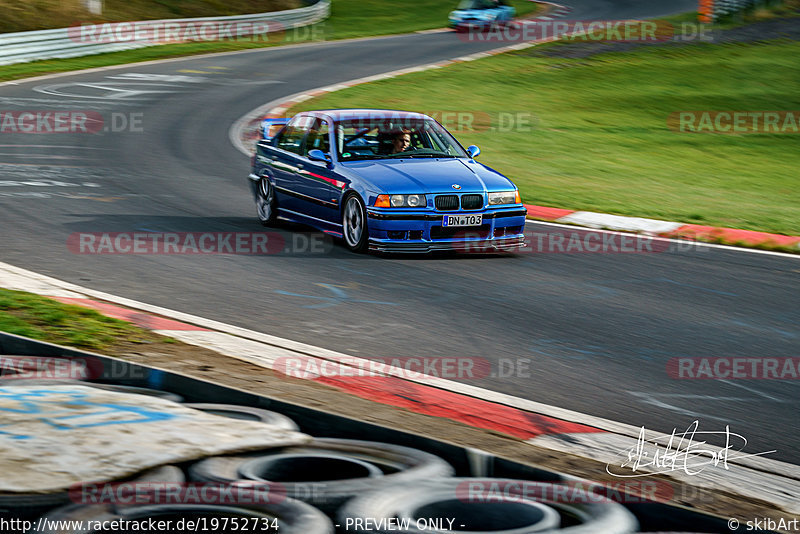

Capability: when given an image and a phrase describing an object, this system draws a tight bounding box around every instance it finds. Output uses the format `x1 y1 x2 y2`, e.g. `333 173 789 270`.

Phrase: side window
276 116 313 155
276 126 302 154
303 119 330 156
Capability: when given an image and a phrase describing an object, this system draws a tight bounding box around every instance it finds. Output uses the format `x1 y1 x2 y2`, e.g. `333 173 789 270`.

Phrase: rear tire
342 194 369 253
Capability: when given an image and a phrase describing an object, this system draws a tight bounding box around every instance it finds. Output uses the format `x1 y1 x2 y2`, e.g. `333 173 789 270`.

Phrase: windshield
335 116 468 161
457 0 498 10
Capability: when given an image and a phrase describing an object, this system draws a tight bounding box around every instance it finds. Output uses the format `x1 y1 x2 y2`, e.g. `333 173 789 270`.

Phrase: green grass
0 288 162 350
290 39 800 236
0 0 540 83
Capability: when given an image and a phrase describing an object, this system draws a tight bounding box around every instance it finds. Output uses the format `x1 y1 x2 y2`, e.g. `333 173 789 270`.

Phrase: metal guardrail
699 0 781 21
0 0 329 66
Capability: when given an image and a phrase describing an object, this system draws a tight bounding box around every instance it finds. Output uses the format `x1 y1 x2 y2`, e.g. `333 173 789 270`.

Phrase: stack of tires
0 368 647 533
21 399 642 533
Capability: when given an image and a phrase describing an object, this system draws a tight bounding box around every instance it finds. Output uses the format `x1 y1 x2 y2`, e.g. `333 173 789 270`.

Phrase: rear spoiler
261 117 290 141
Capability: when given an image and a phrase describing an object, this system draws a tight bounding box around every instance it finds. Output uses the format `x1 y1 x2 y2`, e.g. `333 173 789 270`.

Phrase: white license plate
442 214 482 227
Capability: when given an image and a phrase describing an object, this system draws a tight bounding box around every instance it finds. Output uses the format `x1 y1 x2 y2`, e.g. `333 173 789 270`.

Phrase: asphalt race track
1 0 799 465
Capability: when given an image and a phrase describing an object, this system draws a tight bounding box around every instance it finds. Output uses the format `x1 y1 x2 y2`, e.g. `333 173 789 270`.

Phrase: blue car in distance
449 0 516 31
248 109 527 253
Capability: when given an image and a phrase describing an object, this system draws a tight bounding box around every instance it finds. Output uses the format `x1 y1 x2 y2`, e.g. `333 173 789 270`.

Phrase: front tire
256 176 277 227
342 194 368 253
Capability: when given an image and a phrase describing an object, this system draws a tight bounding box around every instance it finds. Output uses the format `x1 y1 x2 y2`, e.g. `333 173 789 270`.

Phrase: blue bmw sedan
248 109 527 253
449 0 516 30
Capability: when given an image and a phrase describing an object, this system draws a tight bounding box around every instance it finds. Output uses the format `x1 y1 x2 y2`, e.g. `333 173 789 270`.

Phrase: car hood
341 158 516 194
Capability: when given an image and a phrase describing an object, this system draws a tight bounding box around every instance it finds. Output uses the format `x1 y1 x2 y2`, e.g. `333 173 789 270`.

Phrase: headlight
375 194 427 208
488 191 520 205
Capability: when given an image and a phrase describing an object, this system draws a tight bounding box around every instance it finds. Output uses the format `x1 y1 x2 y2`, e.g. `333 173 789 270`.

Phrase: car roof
299 109 433 122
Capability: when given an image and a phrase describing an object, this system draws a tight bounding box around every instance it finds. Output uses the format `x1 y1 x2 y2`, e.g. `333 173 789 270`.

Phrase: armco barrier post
699 0 715 22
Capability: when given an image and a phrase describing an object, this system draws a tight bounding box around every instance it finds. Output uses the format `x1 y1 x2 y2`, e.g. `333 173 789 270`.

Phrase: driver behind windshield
391 129 412 153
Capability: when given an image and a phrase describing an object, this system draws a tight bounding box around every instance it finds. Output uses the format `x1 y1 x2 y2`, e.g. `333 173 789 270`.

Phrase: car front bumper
369 235 526 253
365 206 527 253
450 18 496 29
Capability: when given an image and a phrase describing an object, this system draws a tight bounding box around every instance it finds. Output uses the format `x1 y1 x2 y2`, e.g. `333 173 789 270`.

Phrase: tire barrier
0 336 746 532
32 490 334 534
185 403 300 431
338 478 639 534
188 438 456 513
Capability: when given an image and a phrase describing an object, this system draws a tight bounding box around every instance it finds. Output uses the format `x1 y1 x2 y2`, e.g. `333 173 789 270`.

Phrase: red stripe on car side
304 170 345 190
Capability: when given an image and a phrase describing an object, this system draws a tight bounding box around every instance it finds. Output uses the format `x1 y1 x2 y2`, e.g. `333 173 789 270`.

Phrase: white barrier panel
0 384 310 492
0 0 329 66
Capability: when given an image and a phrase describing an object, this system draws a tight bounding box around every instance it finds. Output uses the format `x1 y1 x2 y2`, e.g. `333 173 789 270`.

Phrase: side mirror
308 149 332 164
467 145 481 159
